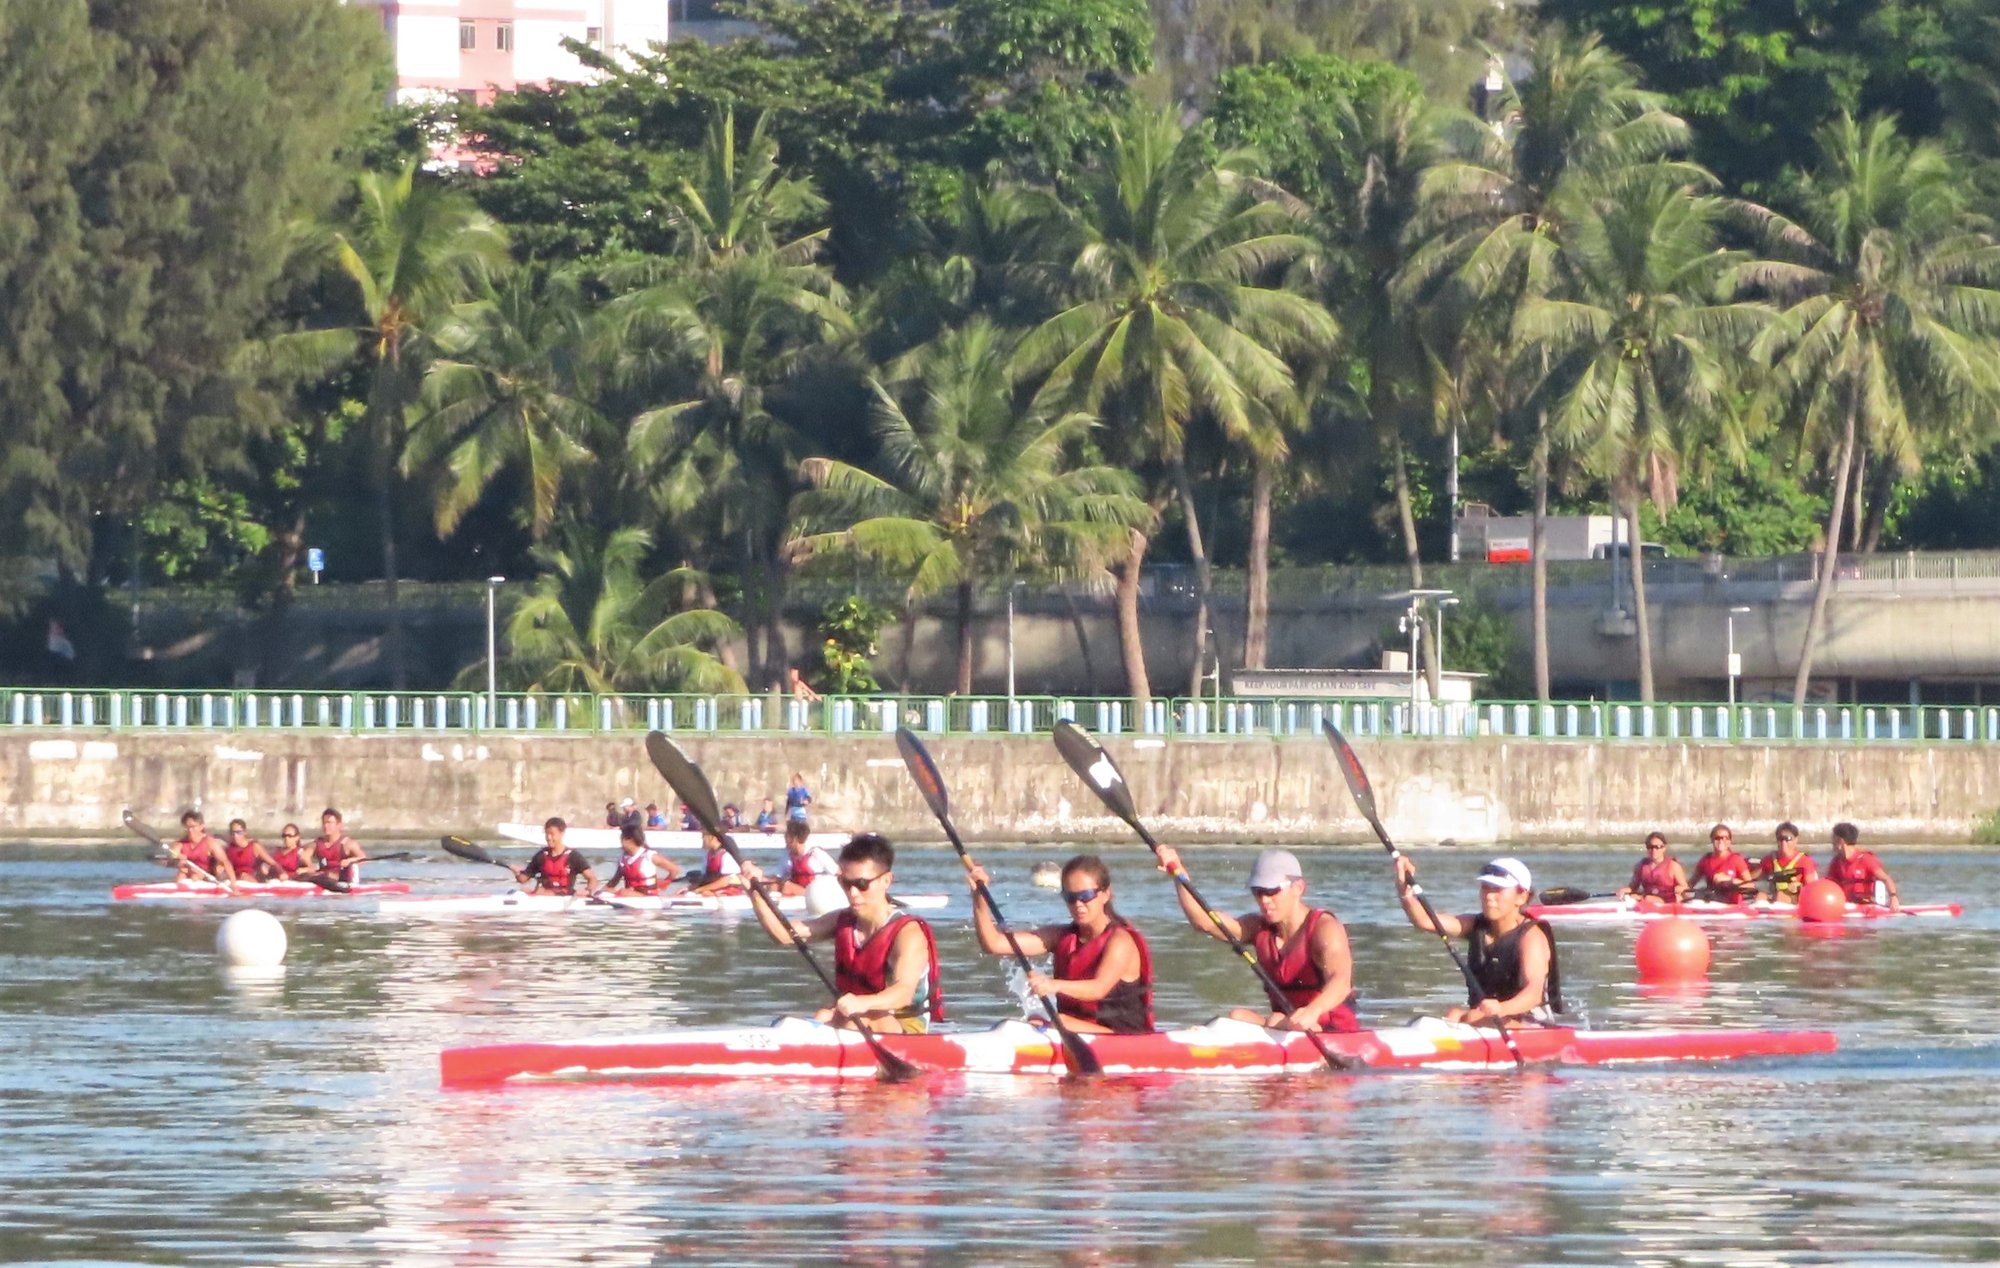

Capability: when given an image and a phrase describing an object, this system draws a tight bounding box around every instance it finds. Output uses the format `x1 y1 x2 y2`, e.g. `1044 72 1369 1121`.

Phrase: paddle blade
1052 720 1141 830
1320 720 1382 823
123 809 166 848
300 870 351 894
442 835 498 867
895 727 951 824
1537 886 1594 906
646 731 722 833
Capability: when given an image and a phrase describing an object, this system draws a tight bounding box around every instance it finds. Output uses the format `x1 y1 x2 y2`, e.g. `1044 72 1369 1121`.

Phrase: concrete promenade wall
6 731 1998 844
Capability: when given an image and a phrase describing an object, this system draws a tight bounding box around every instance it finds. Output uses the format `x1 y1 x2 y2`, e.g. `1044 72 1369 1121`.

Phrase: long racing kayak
496 823 800 853
112 879 412 901
379 890 952 916
1529 896 1963 924
440 1016 1837 1085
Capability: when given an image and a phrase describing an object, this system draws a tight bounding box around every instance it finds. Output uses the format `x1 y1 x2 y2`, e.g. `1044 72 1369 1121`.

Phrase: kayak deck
379 891 951 916
112 880 412 901
440 1016 1837 1086
496 823 797 853
1530 897 1963 923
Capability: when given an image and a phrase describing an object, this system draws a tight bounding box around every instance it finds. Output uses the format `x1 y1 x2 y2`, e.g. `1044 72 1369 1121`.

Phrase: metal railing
3 686 1997 745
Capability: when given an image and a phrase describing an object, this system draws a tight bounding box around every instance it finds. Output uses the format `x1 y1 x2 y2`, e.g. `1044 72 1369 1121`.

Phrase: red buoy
1796 878 1847 923
1635 916 1711 981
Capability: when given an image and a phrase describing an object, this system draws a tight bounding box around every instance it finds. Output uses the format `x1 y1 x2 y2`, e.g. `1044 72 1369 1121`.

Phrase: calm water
2 840 1996 1265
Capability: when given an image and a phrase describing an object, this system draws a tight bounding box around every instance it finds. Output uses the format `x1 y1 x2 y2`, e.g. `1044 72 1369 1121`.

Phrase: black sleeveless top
1467 916 1564 1013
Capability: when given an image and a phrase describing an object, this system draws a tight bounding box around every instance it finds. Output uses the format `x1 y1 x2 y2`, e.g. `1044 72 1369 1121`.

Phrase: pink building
353 1 671 106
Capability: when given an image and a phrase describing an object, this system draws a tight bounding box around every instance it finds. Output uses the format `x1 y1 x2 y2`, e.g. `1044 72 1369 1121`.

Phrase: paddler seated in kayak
269 823 308 878
1392 855 1562 1026
686 830 746 896
1757 822 1819 901
1616 832 1689 902
310 808 369 884
171 811 239 887
1825 821 1900 911
222 819 283 882
1153 846 1358 1033
740 834 945 1034
964 854 1153 1035
1692 823 1757 903
604 822 678 896
509 817 599 896
776 819 837 897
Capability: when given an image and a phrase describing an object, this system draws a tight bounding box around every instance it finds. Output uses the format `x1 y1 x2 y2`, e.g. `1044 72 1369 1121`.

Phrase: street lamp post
1727 605 1752 706
1390 588 1456 707
486 576 505 722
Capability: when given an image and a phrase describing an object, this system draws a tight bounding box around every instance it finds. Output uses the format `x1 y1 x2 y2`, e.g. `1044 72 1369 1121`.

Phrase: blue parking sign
307 547 325 574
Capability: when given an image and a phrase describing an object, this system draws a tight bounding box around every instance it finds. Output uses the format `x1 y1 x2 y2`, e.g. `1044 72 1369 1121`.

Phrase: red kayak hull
1529 898 1962 923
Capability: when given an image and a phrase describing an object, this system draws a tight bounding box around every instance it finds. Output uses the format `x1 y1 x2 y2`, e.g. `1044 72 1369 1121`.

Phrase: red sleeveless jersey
1052 922 1154 1033
178 836 215 869
1252 908 1357 1032
225 841 260 877
1630 857 1681 899
270 844 303 875
833 911 944 1021
1826 850 1888 903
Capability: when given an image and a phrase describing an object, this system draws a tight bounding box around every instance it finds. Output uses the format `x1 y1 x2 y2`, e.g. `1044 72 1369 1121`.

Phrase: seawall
5 732 1996 845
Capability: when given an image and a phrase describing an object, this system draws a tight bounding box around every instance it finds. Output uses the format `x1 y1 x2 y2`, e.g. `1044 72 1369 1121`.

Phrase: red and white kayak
440 1015 1837 1086
378 891 952 917
112 879 412 901
496 823 799 853
1529 896 1963 924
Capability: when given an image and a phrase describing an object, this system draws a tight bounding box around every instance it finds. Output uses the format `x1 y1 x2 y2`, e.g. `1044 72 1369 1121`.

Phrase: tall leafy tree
790 319 1150 692
1020 107 1335 702
1748 114 2000 706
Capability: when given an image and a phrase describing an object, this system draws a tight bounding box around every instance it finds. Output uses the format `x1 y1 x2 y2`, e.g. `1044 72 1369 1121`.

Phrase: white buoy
1030 861 1062 889
804 874 846 917
216 908 287 968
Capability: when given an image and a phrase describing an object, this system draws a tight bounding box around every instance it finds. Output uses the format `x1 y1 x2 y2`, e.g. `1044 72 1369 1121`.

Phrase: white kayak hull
379 890 951 916
496 823 814 853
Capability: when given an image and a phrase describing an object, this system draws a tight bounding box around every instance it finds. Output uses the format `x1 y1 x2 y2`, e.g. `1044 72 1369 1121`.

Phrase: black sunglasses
838 873 885 892
1249 884 1286 898
1061 887 1101 905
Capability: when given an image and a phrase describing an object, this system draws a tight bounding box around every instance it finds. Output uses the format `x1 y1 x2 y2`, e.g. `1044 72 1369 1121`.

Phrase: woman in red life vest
1153 845 1357 1033
172 810 237 886
1692 823 1756 903
268 824 307 877
310 808 369 884
604 823 678 896
740 834 943 1034
776 818 837 896
1757 821 1820 901
1825 821 1900 910
1393 855 1562 1026
222 819 282 882
1616 832 1690 901
964 854 1153 1034
509 817 599 896
687 830 746 896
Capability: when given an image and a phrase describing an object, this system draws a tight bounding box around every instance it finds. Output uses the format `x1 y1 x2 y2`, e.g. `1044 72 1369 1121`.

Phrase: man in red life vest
310 808 369 884
509 817 599 896
776 819 837 897
1825 821 1900 910
1692 823 1756 903
741 834 943 1034
172 811 238 888
965 854 1154 1034
1617 832 1690 901
268 823 307 878
222 819 282 883
603 823 677 896
1758 821 1820 901
687 830 746 896
1152 845 1357 1033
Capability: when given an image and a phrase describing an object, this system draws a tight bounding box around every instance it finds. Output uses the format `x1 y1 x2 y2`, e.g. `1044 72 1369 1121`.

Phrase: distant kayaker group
1614 822 1901 910
171 808 367 890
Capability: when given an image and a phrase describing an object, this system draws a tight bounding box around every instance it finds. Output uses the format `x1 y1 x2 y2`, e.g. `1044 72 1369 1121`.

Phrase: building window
459 20 475 49
586 26 603 47
496 22 513 51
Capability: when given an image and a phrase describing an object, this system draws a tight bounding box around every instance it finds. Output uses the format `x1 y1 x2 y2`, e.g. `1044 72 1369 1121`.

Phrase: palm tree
671 109 829 266
1519 177 1770 699
789 320 1151 693
498 521 744 695
1408 30 1695 699
406 269 608 540
1749 115 2000 707
1019 106 1336 703
330 162 509 685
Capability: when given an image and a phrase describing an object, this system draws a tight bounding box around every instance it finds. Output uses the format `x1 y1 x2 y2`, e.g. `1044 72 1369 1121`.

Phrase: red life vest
833 911 945 1021
535 848 579 894
1052 922 1154 1033
1630 857 1681 900
270 844 303 876
617 849 660 894
1252 908 1357 1032
177 836 215 870
225 841 261 878
1826 850 1888 903
315 836 349 870
788 848 831 888
1695 850 1754 902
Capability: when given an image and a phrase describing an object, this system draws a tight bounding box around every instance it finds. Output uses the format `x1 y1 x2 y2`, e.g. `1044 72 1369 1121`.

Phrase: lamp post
1727 605 1751 706
1005 580 1018 701
1391 588 1456 705
486 575 505 722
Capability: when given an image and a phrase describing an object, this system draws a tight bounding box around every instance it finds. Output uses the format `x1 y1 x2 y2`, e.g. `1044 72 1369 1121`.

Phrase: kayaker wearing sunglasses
963 854 1154 1035
1151 846 1357 1033
1393 855 1561 1026
1757 822 1818 901
1616 831 1689 901
1692 823 1757 903
741 834 944 1034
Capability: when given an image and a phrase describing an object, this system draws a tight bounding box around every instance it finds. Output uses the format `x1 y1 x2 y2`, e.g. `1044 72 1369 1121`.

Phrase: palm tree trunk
1172 460 1212 701
1245 456 1272 670
763 553 789 694
954 577 975 695
1848 448 1867 550
377 448 404 689
1793 396 1859 707
1530 429 1551 701
1625 491 1654 702
1390 434 1441 698
1114 527 1152 705
1063 588 1097 692
1858 458 1895 554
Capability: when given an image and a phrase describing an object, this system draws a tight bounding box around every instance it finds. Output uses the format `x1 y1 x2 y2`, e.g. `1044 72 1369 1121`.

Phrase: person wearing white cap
1153 845 1357 1032
1391 854 1561 1025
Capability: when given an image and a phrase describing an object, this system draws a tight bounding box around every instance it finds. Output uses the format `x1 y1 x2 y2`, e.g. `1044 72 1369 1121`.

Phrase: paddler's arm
836 920 927 1020
1391 856 1465 936
1152 845 1245 941
1874 862 1901 911
1668 861 1691 899
1270 916 1352 1032
738 861 825 944
212 850 242 893
965 864 1052 956
1032 926 1137 1003
576 865 600 897
1460 925 1549 1024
